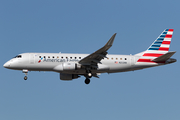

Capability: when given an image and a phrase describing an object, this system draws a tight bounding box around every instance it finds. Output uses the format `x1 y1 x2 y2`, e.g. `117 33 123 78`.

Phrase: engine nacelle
60 73 80 80
53 62 81 72
63 62 77 70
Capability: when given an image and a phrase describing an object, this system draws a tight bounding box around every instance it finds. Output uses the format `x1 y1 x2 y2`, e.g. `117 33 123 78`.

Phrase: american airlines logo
38 57 43 63
38 58 79 63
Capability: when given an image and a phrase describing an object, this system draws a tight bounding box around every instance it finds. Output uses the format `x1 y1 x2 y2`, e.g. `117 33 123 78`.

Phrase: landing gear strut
84 69 92 84
86 69 92 78
88 73 92 78
22 69 28 80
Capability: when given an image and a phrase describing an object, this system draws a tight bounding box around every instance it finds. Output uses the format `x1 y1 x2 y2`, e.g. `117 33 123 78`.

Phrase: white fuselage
4 52 162 74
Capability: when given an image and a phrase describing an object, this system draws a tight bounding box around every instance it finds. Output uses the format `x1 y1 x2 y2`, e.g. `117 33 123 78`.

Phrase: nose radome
3 61 10 68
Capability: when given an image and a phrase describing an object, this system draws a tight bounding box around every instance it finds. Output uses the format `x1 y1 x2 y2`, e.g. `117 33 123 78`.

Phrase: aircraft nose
3 61 10 68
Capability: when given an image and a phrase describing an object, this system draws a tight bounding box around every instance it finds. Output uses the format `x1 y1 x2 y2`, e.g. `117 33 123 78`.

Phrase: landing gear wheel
24 76 28 80
85 78 90 84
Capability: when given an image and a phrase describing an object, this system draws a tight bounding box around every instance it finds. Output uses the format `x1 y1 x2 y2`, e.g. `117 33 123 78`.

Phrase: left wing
79 33 116 67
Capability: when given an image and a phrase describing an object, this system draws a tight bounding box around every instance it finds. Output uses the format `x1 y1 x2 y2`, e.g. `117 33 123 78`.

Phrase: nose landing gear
22 69 28 80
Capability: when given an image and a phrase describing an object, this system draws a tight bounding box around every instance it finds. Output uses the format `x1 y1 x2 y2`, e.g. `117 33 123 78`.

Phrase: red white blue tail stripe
137 29 173 63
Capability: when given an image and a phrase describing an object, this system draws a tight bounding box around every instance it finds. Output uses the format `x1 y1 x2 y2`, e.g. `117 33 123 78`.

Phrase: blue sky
0 0 180 120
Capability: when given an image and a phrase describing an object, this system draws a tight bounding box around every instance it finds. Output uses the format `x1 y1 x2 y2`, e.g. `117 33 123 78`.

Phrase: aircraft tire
24 76 28 80
85 78 90 84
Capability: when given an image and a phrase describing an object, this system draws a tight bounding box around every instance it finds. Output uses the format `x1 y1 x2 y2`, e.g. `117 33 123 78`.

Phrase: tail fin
147 29 173 51
137 29 174 63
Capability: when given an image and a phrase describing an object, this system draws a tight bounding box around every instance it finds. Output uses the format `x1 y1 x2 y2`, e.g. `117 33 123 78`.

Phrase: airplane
3 29 176 84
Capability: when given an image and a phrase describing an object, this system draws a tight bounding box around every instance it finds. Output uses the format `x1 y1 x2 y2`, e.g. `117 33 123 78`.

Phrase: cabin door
29 53 35 64
130 55 134 66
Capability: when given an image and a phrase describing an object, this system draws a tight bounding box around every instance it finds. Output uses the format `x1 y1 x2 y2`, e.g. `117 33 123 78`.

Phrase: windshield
14 55 22 58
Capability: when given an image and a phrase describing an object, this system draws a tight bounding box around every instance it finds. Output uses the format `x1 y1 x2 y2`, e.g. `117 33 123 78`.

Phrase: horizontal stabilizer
152 51 176 62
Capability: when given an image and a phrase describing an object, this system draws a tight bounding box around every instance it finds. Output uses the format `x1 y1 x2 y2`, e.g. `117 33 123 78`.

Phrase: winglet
105 33 117 47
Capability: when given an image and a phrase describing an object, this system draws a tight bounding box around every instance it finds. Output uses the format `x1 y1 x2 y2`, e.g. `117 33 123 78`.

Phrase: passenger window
61 57 63 59
107 58 109 60
48 56 50 58
111 58 113 60
79 57 81 59
39 56 41 58
57 56 59 58
52 56 54 58
120 58 122 60
116 58 118 60
70 57 72 59
66 57 68 59
75 57 77 59
125 58 127 60
44 56 46 58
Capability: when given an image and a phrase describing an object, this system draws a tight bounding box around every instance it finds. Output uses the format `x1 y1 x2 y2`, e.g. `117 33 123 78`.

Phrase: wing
79 33 117 67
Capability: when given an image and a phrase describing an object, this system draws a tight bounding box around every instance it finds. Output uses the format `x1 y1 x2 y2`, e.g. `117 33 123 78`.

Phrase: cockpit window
14 55 22 58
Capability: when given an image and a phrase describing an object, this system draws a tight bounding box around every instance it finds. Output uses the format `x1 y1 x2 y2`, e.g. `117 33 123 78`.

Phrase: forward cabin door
130 55 134 66
29 53 35 64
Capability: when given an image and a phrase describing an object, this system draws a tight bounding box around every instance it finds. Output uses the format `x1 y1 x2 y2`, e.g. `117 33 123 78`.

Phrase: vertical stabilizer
136 29 174 63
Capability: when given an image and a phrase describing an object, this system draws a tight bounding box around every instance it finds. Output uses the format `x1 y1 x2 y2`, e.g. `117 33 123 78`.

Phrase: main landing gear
84 70 92 84
22 69 28 80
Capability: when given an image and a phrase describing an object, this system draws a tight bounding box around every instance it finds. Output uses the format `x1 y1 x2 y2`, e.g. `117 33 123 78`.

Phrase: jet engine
63 62 78 70
60 73 80 80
